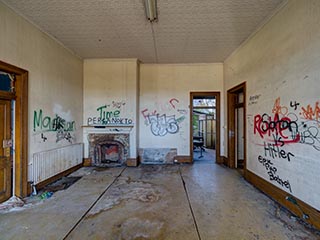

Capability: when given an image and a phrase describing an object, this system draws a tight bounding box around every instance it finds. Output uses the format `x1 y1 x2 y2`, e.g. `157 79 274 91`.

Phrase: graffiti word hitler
264 142 294 162
34 109 75 132
148 114 179 136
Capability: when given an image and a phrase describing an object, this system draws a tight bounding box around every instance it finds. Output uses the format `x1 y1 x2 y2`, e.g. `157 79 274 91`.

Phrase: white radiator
31 143 83 185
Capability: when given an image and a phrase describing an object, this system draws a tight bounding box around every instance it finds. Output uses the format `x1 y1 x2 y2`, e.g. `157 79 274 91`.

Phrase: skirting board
174 155 192 163
83 157 92 167
27 163 83 195
245 170 320 229
220 156 228 165
126 158 139 167
175 155 224 164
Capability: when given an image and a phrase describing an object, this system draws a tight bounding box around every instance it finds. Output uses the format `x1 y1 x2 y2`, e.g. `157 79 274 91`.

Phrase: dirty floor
0 162 319 240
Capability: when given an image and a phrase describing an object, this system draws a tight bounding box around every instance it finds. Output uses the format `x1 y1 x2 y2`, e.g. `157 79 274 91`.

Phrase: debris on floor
0 175 82 213
1 165 319 239
39 191 53 200
0 196 24 211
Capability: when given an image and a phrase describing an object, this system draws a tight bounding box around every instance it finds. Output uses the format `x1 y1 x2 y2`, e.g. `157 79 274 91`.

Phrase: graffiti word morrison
34 109 75 132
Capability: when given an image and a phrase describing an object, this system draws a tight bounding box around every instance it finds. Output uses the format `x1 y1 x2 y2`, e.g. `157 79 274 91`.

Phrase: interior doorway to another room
190 92 220 164
227 83 246 175
0 61 28 203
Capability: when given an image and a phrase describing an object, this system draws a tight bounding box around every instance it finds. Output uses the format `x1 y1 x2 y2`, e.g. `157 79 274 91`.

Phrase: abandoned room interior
0 0 320 239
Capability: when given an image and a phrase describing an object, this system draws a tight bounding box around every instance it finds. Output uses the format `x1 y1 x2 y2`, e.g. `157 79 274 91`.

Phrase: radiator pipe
31 182 37 196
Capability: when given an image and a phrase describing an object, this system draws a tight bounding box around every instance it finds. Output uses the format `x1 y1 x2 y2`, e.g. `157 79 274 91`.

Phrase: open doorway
190 92 220 164
227 83 246 175
0 61 28 203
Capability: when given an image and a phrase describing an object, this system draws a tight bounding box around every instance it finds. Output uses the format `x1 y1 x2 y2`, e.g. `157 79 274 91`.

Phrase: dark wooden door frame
190 92 221 163
0 99 12 202
227 82 246 175
0 60 28 198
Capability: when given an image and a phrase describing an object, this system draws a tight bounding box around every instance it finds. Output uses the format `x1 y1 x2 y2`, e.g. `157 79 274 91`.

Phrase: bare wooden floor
0 163 319 240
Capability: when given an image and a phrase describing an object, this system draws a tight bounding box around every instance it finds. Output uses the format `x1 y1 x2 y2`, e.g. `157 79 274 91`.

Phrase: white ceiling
2 0 285 63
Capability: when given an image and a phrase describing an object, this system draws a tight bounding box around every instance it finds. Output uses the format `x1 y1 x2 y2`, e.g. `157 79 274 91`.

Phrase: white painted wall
0 2 83 180
139 63 224 156
83 59 139 158
224 0 320 210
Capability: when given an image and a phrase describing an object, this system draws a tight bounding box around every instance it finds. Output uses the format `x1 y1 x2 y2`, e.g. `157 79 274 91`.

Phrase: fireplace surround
88 133 129 167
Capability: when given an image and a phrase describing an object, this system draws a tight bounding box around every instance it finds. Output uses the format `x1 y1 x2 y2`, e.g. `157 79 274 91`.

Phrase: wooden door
227 92 236 168
0 99 12 202
227 82 246 174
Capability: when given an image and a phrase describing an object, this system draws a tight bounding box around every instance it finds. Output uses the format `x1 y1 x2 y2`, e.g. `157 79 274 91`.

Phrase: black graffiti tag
258 155 292 192
147 114 179 136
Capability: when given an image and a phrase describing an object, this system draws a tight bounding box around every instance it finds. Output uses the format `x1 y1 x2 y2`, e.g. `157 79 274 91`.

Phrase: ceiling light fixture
144 0 157 22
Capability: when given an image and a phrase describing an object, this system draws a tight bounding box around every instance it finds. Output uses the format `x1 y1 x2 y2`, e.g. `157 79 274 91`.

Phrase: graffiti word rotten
254 113 300 143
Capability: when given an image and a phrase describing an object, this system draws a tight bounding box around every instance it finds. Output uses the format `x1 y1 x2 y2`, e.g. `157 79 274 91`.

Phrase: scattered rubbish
286 195 297 205
0 196 25 211
285 195 310 220
275 207 281 218
39 191 53 200
290 216 297 221
0 174 81 213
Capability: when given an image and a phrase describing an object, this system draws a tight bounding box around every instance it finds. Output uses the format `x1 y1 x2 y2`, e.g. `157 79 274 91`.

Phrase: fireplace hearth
88 133 129 167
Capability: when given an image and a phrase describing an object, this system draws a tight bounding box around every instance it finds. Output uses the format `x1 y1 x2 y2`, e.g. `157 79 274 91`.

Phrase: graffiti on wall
249 94 261 105
87 101 133 126
253 97 320 192
33 109 76 143
301 101 320 124
147 114 179 136
112 100 126 109
257 153 292 192
141 98 187 137
254 97 320 151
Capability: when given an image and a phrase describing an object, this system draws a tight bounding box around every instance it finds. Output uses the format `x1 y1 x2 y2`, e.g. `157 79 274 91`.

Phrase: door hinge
2 139 13 148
